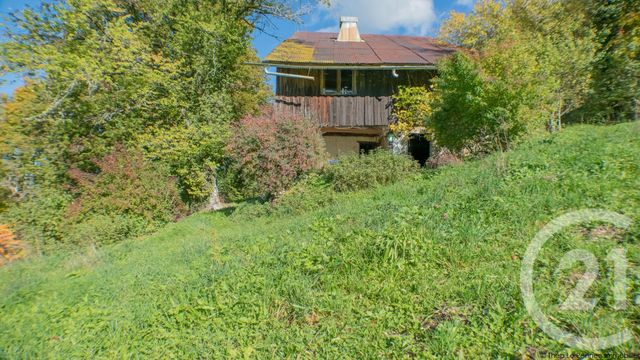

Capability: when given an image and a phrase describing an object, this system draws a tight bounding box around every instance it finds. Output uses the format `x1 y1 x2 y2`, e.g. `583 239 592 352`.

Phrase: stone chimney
337 16 362 42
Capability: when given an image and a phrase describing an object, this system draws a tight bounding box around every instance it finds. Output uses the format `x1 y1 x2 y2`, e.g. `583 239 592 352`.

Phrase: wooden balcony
273 96 394 128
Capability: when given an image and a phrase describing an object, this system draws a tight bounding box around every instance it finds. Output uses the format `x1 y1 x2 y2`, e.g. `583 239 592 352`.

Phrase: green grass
1 123 639 358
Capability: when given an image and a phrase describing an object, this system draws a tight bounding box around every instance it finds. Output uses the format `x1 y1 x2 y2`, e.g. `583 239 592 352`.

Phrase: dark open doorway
408 134 430 167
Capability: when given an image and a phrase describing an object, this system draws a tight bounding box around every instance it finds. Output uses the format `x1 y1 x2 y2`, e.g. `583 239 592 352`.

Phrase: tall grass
0 123 638 358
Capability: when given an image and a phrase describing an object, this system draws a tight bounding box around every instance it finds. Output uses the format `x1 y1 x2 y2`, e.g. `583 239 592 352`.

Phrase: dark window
359 141 379 154
324 70 338 93
341 70 354 94
323 70 356 95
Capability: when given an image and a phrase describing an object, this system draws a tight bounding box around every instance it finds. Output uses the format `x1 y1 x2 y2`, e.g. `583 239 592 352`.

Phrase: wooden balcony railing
273 96 394 128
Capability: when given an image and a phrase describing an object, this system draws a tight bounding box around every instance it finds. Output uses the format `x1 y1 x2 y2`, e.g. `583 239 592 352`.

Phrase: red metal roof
264 32 457 66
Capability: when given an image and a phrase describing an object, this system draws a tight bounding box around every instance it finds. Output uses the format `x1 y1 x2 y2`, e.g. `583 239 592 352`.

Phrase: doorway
408 134 430 166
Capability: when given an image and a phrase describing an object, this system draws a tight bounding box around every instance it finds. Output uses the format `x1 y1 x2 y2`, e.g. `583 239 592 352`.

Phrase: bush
391 86 435 135
0 224 24 266
64 214 147 246
226 108 326 199
427 148 462 169
230 174 336 220
66 146 186 245
1 187 71 254
323 150 419 192
272 173 335 215
0 187 10 213
0 163 11 214
230 200 272 220
136 123 227 203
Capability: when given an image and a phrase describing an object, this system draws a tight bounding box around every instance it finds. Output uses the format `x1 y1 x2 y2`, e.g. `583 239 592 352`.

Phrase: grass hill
1 122 639 358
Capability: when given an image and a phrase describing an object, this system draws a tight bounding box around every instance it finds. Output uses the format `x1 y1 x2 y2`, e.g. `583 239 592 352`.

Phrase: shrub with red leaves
68 145 186 226
226 108 326 199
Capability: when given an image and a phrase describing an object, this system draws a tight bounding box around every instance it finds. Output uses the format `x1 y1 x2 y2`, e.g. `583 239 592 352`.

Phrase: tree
0 0 280 204
0 0 318 250
0 82 61 199
578 0 640 122
439 0 597 132
431 53 525 153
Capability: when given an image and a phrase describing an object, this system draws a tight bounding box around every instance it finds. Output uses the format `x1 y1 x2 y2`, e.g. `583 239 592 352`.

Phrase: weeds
0 123 638 358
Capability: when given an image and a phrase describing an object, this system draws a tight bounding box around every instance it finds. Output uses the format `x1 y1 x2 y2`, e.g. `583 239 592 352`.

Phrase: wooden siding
276 68 436 97
274 68 435 128
274 96 393 127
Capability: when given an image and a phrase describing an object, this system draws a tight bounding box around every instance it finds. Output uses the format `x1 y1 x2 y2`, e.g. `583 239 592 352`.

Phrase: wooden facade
274 68 435 128
274 95 393 127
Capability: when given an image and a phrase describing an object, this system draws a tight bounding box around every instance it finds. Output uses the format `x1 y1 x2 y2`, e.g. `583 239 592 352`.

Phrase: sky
0 0 475 96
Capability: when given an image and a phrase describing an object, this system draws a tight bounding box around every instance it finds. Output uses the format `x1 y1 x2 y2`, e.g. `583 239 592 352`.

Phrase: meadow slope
1 122 639 358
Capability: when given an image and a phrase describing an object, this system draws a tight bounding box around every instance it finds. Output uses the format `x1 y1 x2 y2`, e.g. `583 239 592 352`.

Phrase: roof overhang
247 61 437 71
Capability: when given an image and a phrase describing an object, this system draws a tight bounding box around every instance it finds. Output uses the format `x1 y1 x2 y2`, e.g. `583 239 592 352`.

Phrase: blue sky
0 0 474 96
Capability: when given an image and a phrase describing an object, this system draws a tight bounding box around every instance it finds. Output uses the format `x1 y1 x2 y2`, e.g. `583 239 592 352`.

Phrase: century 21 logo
520 210 634 351
556 247 628 312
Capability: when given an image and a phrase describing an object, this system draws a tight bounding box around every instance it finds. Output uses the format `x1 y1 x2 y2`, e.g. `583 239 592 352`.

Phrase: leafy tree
0 167 10 213
431 53 525 152
0 0 319 251
578 0 640 122
439 0 597 132
0 0 277 203
0 82 63 198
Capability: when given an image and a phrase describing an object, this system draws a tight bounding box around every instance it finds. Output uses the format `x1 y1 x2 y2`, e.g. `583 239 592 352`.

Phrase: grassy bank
1 122 639 358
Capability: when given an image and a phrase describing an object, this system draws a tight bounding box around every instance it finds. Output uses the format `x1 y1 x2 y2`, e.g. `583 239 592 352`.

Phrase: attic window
322 70 356 95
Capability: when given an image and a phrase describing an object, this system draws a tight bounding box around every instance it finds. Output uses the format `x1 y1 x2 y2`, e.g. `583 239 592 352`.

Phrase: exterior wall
276 68 436 96
273 96 393 127
323 134 383 158
274 68 436 128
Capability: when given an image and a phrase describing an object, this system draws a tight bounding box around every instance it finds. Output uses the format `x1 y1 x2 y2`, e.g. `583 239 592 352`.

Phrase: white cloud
316 0 437 36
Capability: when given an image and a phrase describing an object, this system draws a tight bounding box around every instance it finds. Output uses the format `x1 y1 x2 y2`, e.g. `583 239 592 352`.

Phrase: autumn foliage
0 224 24 266
226 108 326 199
68 146 186 225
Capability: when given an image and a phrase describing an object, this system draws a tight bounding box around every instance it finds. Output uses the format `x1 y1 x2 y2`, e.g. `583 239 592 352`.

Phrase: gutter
246 61 437 71
264 68 315 81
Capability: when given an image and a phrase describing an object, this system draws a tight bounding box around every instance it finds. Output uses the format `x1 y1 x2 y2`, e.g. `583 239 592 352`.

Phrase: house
259 17 456 164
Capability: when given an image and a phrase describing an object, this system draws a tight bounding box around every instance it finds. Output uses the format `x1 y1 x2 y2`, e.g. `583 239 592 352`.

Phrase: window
322 70 356 95
341 70 354 94
324 70 338 94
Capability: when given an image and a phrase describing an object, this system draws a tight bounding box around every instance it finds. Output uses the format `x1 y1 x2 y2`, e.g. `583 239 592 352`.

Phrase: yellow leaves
439 11 467 45
391 86 435 136
439 0 598 126
439 0 505 48
0 81 47 155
